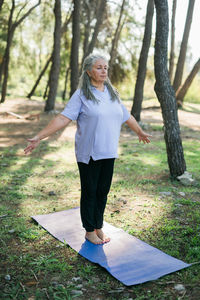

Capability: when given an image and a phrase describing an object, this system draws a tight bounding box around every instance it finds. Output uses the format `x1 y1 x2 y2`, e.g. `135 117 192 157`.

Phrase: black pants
77 158 115 232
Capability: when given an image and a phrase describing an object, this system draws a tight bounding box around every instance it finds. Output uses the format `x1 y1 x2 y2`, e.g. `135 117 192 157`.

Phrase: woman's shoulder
71 88 81 96
70 89 84 101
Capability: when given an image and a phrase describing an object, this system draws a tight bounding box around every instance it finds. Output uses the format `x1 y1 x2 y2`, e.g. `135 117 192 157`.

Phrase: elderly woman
24 54 151 245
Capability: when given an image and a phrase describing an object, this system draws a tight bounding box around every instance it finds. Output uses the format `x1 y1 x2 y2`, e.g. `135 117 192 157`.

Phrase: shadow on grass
0 120 77 215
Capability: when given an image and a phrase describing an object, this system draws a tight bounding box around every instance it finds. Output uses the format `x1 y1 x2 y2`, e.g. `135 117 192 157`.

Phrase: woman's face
87 59 108 85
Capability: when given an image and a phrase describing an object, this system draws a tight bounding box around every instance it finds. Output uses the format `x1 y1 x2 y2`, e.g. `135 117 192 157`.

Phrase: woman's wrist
136 127 143 136
35 135 41 141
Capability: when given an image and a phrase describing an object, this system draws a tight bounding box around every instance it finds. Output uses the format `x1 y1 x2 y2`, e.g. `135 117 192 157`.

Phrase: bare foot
95 229 110 243
85 231 104 245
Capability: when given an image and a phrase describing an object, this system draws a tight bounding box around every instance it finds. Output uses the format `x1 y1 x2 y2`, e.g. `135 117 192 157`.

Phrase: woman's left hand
125 116 152 144
138 131 152 144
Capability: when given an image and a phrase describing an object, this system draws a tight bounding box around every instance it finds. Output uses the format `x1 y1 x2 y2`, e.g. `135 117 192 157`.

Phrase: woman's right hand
24 136 40 155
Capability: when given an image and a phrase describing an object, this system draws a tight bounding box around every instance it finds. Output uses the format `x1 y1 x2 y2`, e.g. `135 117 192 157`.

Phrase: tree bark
154 0 186 178
62 67 70 100
169 0 177 82
44 0 61 112
0 58 5 86
131 0 154 122
176 57 200 106
82 1 92 58
0 0 41 103
108 0 126 78
43 77 50 100
173 0 195 92
70 0 80 96
1 29 14 103
27 55 52 99
0 0 15 102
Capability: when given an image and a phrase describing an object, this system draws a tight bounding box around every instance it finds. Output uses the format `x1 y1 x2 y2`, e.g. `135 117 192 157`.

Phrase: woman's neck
91 81 105 91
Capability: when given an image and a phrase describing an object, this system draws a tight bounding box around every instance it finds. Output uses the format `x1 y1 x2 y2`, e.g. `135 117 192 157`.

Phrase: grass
0 121 200 299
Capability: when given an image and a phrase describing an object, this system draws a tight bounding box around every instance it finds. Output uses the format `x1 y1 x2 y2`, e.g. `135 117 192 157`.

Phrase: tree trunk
82 1 91 58
43 77 50 100
108 0 126 78
27 55 52 99
0 30 14 103
70 0 80 96
169 0 177 82
0 0 15 103
131 0 154 122
62 67 70 100
45 0 61 112
173 0 195 92
176 57 200 106
0 0 41 103
0 59 5 85
154 0 186 178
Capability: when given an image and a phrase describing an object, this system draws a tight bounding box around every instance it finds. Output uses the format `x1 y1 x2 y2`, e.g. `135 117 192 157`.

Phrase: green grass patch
0 125 200 299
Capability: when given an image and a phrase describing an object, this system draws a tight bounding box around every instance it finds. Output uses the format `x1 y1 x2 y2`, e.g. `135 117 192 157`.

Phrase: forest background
0 0 200 107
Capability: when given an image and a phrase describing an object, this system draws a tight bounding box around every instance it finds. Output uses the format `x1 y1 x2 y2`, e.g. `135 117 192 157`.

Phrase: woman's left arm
126 115 151 144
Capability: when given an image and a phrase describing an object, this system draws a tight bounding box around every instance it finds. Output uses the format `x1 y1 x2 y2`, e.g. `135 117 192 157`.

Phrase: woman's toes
85 231 104 245
95 229 110 243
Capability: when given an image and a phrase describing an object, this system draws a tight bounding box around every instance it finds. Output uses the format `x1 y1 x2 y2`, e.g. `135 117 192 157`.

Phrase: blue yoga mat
32 207 191 286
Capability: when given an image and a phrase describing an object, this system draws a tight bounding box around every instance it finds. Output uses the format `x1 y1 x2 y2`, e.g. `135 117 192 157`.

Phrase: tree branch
13 0 41 29
61 9 72 35
14 1 28 23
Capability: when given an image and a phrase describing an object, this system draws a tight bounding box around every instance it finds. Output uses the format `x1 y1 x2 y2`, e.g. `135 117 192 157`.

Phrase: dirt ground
0 97 200 150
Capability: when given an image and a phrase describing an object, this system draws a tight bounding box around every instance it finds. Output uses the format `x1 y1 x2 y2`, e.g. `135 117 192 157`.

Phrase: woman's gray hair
78 54 120 103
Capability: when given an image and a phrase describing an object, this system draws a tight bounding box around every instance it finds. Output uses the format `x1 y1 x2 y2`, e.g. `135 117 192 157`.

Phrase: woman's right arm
24 114 71 155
